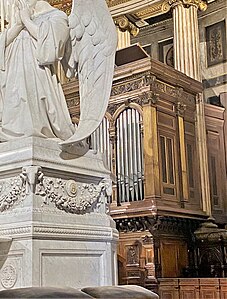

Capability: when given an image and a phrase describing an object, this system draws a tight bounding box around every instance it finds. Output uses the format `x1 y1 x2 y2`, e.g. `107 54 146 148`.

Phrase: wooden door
161 239 188 277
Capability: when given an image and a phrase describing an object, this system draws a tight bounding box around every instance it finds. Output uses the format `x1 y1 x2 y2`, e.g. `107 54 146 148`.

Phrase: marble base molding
0 137 118 290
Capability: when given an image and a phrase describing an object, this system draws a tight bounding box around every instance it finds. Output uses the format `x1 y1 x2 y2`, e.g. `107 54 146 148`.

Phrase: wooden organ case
62 51 227 295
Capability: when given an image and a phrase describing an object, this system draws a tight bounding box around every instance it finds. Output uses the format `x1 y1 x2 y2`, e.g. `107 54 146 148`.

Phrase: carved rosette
0 265 17 289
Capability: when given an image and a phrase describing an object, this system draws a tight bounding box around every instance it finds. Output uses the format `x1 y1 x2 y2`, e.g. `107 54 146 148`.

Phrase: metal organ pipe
132 109 139 200
116 108 144 204
136 110 143 200
91 110 144 205
91 117 111 169
122 112 129 202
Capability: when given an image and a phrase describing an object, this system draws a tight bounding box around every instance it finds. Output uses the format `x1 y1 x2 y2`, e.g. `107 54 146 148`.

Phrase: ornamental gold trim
48 0 207 19
168 0 207 10
133 1 169 19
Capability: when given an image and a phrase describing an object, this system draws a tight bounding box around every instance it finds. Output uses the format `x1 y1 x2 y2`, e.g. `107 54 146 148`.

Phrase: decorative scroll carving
111 76 147 97
168 0 207 10
114 15 139 37
110 72 194 103
115 216 157 233
115 216 200 235
140 91 159 106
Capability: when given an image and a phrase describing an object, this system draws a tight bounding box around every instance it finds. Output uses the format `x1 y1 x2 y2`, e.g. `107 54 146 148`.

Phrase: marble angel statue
0 0 117 146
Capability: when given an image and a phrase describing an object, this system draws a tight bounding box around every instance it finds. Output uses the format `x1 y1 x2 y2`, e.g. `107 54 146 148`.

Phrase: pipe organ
116 108 144 204
90 117 112 170
64 54 227 289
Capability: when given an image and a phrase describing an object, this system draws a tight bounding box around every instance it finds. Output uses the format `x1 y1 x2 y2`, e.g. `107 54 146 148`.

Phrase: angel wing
61 0 117 146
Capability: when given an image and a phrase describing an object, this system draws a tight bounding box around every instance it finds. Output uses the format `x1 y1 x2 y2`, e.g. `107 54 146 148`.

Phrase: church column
171 0 207 80
115 16 139 49
170 0 212 215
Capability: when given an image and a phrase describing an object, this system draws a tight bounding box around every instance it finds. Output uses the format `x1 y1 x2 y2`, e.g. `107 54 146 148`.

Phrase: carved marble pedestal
0 137 118 290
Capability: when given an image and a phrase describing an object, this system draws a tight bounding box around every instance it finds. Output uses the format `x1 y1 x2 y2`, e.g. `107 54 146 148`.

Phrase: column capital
141 91 159 107
168 0 207 11
114 15 139 37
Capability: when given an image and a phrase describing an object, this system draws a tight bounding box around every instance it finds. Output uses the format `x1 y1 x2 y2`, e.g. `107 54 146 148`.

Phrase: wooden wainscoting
158 278 227 299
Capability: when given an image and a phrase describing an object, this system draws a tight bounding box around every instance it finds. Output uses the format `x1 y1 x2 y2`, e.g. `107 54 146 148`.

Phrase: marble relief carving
0 265 17 289
37 175 112 214
206 20 226 67
0 166 112 214
0 174 27 212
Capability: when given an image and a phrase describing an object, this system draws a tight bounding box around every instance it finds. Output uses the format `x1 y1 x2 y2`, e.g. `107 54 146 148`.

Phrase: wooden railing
158 278 227 299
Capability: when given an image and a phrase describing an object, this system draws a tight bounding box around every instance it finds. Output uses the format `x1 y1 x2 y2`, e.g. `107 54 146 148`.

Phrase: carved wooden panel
184 121 201 207
159 279 227 299
179 279 200 299
117 231 156 288
205 104 227 223
200 279 221 299
159 279 179 299
126 245 140 266
206 21 227 67
158 110 178 203
220 279 227 299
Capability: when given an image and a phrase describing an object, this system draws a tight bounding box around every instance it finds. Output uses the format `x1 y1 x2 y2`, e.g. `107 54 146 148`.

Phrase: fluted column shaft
116 28 131 49
173 3 201 80
171 0 212 215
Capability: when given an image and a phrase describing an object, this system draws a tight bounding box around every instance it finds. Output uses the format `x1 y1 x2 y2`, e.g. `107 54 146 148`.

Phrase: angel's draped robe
0 9 75 141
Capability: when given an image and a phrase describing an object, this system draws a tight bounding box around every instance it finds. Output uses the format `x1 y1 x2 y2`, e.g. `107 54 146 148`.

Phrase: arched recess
90 113 113 170
114 104 144 204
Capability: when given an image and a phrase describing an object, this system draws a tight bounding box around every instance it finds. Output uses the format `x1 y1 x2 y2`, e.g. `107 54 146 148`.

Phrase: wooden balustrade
158 278 227 299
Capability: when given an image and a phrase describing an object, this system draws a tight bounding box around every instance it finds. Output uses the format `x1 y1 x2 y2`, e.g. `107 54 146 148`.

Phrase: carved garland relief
0 166 112 214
